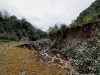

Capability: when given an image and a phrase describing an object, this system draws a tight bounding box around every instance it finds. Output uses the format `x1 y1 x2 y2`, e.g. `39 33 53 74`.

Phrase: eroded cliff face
56 21 100 49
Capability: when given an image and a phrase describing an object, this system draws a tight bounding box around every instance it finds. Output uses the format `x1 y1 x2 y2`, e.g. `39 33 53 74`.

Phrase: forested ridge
0 12 47 41
48 0 100 40
70 0 100 28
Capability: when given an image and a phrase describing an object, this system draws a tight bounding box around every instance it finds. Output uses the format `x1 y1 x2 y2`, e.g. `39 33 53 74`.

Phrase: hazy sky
0 0 95 31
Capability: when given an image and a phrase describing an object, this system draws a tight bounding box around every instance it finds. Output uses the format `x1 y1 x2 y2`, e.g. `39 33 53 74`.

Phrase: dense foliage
0 12 47 41
32 38 50 50
48 24 68 41
49 28 100 74
48 0 100 74
48 0 100 43
70 0 100 28
61 28 100 74
48 0 100 41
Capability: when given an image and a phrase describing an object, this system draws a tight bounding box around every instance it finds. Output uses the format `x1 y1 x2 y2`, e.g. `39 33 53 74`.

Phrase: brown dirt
55 21 100 49
0 44 72 75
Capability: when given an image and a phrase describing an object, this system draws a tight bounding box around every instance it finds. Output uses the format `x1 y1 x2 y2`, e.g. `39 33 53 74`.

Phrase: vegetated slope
48 21 100 74
70 0 100 27
58 22 100 49
48 21 100 50
0 44 70 75
48 0 100 49
0 12 47 41
48 0 100 74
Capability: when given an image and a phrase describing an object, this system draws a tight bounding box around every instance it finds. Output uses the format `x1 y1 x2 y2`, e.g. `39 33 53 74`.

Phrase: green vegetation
48 24 68 41
0 12 47 41
48 0 100 74
70 0 100 28
0 40 10 45
49 28 100 74
32 38 50 50
0 0 100 74
62 28 100 74
48 0 100 46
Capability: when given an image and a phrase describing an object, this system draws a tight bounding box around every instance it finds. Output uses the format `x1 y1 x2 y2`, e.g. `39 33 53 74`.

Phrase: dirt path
17 43 77 75
0 43 70 75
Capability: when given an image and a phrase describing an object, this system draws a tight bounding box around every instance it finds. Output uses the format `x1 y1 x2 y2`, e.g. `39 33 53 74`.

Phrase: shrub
32 39 50 50
60 28 100 74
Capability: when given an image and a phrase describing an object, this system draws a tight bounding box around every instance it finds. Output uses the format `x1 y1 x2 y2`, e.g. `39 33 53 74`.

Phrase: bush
0 33 19 41
60 28 100 74
32 39 50 50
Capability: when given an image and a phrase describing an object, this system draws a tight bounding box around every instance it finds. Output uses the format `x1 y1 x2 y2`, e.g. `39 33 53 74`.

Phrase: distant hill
0 9 10 17
70 0 100 27
0 11 47 41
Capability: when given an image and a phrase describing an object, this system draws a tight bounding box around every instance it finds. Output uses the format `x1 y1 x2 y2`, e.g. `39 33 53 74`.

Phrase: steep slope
70 0 100 27
49 21 100 49
49 0 100 49
48 0 100 74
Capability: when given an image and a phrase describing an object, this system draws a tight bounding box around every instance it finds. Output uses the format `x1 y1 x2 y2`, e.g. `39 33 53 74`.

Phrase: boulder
59 60 64 65
56 54 61 58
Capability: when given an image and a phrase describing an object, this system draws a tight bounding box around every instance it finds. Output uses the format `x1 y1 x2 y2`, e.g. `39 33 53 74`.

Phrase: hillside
48 0 100 51
49 21 100 49
70 0 100 27
0 0 100 75
0 12 47 41
48 0 100 74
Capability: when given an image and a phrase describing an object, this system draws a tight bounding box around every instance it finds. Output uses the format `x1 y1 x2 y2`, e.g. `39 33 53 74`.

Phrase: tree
0 13 46 41
0 12 3 20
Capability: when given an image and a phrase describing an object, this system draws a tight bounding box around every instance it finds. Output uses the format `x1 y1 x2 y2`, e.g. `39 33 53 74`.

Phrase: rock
56 54 61 58
21 71 27 75
38 48 42 51
42 56 52 62
59 60 64 65
32 72 35 74
50 54 54 57
46 50 52 54
54 59 60 64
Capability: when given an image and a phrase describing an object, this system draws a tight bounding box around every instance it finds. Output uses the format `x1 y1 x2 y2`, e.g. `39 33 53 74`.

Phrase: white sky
0 0 95 31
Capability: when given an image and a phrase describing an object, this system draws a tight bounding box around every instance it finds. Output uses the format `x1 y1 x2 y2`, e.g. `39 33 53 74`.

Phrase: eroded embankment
54 21 100 49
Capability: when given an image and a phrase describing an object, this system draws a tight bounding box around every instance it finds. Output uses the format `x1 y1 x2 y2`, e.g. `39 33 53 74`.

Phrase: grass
0 40 10 45
0 44 71 75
